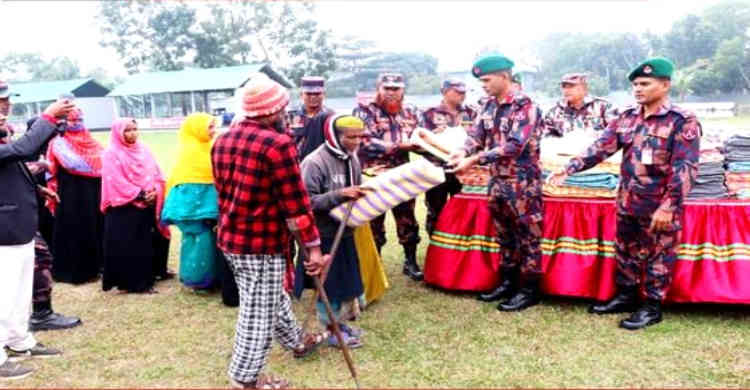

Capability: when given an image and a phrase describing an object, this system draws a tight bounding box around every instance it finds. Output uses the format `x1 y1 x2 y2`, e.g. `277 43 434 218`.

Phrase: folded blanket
726 172 750 184
330 159 446 227
542 184 616 198
694 175 725 185
728 161 750 173
542 156 620 176
699 149 724 163
687 191 729 199
697 162 725 176
725 152 750 162
725 134 750 148
563 173 619 190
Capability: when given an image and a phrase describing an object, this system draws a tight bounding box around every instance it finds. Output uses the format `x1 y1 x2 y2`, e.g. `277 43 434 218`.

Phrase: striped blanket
330 158 446 227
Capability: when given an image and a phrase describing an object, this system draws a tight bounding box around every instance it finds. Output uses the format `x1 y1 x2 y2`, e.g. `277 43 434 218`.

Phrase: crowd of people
0 52 701 388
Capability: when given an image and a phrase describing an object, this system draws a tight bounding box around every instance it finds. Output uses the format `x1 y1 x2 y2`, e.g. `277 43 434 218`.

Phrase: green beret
472 53 514 78
628 57 675 81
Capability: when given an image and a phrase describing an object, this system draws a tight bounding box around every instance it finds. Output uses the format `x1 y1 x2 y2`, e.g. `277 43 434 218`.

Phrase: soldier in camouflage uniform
549 57 701 330
449 54 545 312
286 76 335 160
420 78 477 236
543 73 619 137
353 72 424 281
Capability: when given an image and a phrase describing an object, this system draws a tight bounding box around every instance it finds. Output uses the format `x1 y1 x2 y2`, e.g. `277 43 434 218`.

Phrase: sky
0 0 716 79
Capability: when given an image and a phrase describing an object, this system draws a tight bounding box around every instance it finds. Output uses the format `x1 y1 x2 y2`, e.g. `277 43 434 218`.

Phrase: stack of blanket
541 134 620 198
688 148 728 199
724 134 750 199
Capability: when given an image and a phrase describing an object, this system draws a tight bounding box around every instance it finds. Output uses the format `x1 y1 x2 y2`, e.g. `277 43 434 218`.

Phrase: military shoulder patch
682 125 699 141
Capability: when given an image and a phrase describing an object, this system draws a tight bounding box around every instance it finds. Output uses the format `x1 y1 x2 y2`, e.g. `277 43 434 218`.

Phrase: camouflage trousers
371 199 420 251
615 214 679 301
424 174 462 237
488 178 543 279
33 231 54 311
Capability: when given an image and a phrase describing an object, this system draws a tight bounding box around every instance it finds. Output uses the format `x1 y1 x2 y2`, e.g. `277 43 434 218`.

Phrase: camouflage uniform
463 92 544 279
286 104 335 159
543 96 619 137
565 102 701 300
353 101 422 249
26 159 56 312
32 232 54 312
421 102 477 235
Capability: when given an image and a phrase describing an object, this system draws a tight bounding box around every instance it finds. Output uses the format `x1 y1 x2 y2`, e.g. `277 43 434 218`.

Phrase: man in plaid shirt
212 73 328 389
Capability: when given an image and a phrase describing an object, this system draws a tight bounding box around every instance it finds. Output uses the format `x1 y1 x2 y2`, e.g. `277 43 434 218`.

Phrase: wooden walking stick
290 207 360 389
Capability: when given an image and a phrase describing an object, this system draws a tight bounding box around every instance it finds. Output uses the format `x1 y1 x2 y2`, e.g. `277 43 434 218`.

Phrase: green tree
662 14 719 68
703 0 750 43
99 0 195 74
535 32 648 95
709 37 750 93
0 52 82 82
97 1 338 80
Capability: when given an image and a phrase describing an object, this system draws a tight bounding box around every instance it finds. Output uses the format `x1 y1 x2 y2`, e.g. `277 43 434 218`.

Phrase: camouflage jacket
543 96 618 137
462 92 543 182
421 102 478 132
565 102 701 224
353 101 421 168
286 104 335 157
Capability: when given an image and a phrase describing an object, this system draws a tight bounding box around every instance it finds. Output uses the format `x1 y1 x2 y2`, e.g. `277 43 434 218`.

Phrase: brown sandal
255 374 290 389
292 330 329 359
230 374 290 389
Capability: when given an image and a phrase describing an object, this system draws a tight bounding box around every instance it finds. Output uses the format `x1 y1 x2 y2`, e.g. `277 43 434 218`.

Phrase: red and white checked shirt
211 119 320 255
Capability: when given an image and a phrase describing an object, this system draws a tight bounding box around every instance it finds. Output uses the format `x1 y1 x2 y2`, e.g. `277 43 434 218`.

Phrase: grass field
11 123 750 388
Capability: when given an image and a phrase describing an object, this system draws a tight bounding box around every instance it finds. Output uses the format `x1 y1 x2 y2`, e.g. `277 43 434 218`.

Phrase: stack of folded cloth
688 147 728 199
724 134 750 198
724 134 750 163
541 135 621 198
726 172 750 198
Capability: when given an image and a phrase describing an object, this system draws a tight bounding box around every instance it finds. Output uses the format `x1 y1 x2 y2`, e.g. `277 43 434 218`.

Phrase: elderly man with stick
212 73 330 389
295 114 369 349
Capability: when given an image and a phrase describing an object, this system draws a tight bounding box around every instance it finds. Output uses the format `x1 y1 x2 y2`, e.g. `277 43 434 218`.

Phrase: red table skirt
424 192 750 304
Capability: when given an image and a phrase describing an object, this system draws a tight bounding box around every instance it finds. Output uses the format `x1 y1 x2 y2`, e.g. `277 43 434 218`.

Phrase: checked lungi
224 252 303 383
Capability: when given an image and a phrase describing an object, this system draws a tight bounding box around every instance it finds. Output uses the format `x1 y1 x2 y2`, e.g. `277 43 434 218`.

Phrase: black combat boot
588 285 639 314
497 278 541 311
477 267 519 302
619 299 662 330
29 300 82 332
402 244 423 281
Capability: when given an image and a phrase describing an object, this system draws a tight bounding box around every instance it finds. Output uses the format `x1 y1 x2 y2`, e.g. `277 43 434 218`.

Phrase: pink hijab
101 118 169 238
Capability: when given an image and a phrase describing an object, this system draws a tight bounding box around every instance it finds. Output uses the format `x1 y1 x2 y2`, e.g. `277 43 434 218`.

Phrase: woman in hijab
162 113 237 303
46 108 105 284
100 118 169 294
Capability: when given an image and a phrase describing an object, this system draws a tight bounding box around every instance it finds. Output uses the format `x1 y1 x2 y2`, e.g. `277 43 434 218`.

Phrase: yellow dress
353 223 389 304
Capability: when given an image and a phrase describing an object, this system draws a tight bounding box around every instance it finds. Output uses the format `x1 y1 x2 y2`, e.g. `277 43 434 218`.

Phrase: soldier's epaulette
621 104 639 115
511 93 533 108
352 103 374 119
403 103 420 115
590 96 610 104
668 104 697 120
422 106 438 115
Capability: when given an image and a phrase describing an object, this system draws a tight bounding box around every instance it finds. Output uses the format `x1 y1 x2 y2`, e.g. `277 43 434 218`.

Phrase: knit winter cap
238 73 290 118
